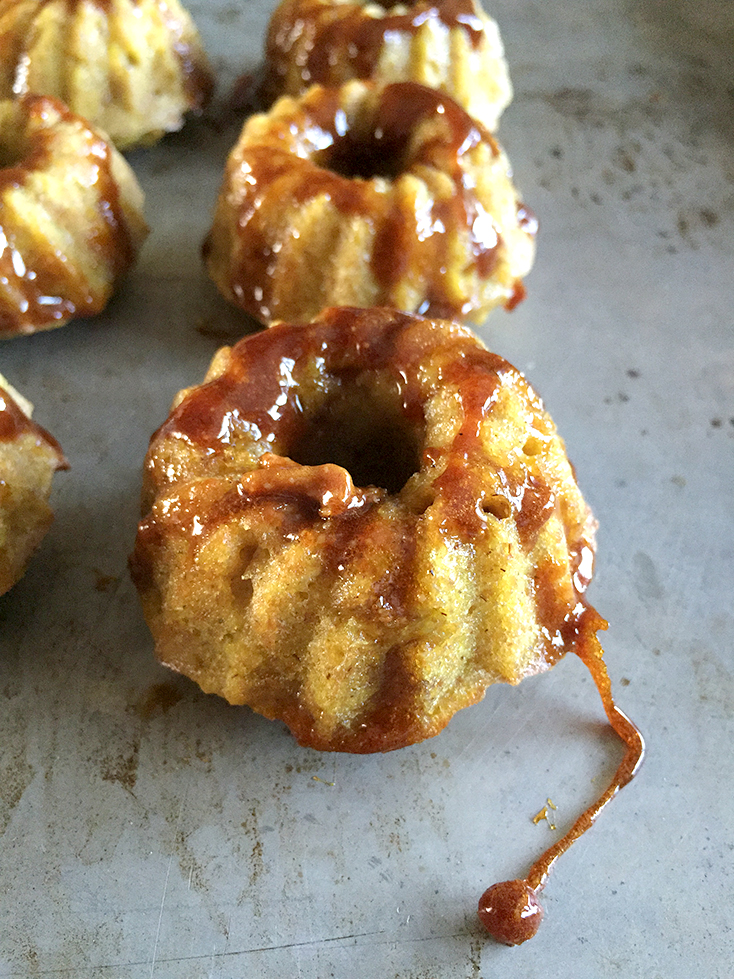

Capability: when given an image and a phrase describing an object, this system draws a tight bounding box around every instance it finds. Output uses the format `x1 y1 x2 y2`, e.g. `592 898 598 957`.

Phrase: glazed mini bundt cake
263 0 513 132
131 306 597 753
0 94 148 337
204 80 536 326
0 0 214 150
0 372 66 595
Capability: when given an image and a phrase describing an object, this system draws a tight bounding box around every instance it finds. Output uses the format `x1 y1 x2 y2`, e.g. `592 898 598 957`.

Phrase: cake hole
481 495 513 520
523 436 545 457
316 127 407 181
290 386 423 495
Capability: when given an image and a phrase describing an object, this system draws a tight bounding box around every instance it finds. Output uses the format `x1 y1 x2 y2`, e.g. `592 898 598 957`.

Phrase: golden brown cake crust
0 94 148 337
131 307 596 753
0 375 65 595
263 0 513 131
0 0 214 149
203 80 536 326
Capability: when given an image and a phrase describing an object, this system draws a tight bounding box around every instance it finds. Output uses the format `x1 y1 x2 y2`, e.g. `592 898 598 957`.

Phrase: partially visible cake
0 94 148 337
0 0 214 149
204 80 536 326
0 373 66 595
263 0 512 132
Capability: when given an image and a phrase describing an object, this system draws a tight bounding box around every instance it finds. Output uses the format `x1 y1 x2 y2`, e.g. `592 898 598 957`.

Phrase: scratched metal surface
1 0 733 976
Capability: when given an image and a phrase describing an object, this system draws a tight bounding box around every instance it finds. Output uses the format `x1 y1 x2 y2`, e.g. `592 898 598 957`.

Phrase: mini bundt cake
263 0 512 132
203 80 536 326
131 306 597 753
0 0 214 150
0 372 66 595
0 94 148 337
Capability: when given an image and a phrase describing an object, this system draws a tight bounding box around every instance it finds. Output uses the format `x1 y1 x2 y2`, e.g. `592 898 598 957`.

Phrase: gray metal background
1 0 732 975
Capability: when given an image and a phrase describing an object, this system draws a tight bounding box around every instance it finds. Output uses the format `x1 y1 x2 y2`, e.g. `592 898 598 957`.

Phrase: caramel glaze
0 95 135 335
203 82 507 324
0 383 66 466
478 608 645 945
264 0 485 99
143 308 595 710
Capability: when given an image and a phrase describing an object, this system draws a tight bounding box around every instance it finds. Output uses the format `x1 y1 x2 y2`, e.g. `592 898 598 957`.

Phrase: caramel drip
430 354 503 537
428 348 591 661
478 610 645 945
255 495 421 754
92 138 136 280
503 280 526 312
363 83 500 311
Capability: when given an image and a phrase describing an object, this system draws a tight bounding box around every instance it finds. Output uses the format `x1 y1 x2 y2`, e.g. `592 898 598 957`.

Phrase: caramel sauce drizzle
478 610 645 945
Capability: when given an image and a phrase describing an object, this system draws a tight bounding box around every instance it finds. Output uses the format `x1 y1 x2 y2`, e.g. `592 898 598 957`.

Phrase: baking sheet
1 0 733 975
